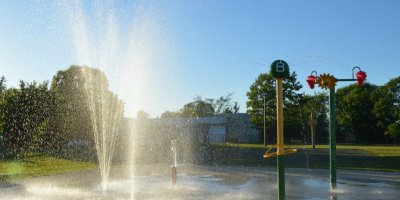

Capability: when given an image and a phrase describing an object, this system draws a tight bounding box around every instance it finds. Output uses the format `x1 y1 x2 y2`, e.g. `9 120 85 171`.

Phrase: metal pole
311 112 315 149
329 87 337 190
264 95 267 147
276 78 285 200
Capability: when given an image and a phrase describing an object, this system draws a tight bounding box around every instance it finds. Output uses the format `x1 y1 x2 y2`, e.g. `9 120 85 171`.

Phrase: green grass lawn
1 144 398 181
221 143 400 156
0 154 96 180
206 143 400 171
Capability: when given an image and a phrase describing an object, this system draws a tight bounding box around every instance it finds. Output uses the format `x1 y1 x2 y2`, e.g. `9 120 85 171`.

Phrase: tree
137 110 150 119
207 93 240 114
47 65 124 158
3 81 52 153
0 76 6 142
178 94 240 118
246 71 303 142
46 66 93 153
161 94 240 118
135 110 150 136
180 96 215 117
300 92 329 143
373 77 400 143
336 83 381 143
160 111 181 119
0 76 5 92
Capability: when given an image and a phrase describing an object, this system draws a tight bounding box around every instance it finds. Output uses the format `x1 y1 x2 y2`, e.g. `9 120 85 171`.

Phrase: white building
131 113 259 144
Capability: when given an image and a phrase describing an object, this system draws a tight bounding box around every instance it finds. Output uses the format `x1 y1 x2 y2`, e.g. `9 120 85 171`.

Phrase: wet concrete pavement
0 165 399 200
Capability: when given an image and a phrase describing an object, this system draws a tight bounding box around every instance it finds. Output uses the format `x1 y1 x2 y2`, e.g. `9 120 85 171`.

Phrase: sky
0 0 399 118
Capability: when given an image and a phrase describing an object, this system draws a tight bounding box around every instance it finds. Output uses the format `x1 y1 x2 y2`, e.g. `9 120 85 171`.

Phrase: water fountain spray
171 139 177 185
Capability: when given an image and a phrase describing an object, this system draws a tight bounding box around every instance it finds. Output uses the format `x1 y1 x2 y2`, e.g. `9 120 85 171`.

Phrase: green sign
270 60 290 79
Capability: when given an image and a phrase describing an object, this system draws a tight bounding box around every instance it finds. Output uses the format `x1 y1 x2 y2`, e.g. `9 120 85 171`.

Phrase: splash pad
1 2 399 200
1 165 399 200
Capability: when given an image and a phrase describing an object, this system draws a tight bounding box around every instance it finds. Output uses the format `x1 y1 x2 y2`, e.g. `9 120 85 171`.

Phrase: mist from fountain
60 0 164 191
81 66 124 191
1 1 399 200
171 139 177 168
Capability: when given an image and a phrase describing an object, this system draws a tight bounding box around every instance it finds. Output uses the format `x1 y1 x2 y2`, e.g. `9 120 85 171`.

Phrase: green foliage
137 110 150 119
373 77 400 142
336 83 381 143
161 94 240 118
136 110 150 128
207 93 240 114
160 111 181 118
47 65 124 159
46 66 94 154
0 76 5 92
385 122 400 141
0 76 6 140
180 96 215 117
246 71 303 142
300 93 329 143
3 81 53 153
0 67 124 158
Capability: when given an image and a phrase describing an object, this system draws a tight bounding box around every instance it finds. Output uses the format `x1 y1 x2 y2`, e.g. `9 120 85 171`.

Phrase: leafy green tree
160 111 181 118
162 94 240 118
373 77 400 143
136 110 150 132
207 93 240 114
180 96 215 117
3 81 52 153
336 83 381 143
46 66 93 153
47 65 124 158
300 93 329 143
0 76 5 92
137 110 150 119
246 71 303 143
0 76 6 141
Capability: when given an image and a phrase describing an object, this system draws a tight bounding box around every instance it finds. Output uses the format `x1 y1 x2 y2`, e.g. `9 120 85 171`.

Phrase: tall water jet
60 0 168 191
61 0 125 189
81 67 124 191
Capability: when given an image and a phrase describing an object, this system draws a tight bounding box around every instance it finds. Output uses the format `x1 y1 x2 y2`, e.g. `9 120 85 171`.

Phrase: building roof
127 113 253 127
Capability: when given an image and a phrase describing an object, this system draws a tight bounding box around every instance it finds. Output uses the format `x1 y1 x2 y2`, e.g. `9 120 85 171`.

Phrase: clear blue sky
1 0 399 117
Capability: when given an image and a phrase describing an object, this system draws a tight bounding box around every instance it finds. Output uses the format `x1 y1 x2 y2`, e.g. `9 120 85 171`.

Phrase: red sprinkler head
356 71 367 86
307 75 317 89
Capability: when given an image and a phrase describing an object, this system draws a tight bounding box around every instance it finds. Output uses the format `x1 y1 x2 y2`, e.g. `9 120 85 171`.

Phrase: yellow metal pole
276 78 284 155
269 59 290 200
276 78 285 200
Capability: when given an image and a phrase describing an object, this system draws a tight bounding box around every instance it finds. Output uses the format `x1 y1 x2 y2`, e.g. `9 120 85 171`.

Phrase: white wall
209 125 226 142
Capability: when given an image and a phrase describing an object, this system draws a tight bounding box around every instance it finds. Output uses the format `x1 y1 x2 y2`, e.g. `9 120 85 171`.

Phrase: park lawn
287 144 400 156
209 143 400 171
221 143 400 156
0 154 96 180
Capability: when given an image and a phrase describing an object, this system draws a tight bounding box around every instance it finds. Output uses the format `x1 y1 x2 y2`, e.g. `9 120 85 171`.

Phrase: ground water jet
171 139 177 185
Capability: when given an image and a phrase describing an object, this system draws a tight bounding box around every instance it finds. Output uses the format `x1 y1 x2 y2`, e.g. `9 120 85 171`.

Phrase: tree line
1 65 398 156
246 71 400 144
0 66 124 159
158 93 240 119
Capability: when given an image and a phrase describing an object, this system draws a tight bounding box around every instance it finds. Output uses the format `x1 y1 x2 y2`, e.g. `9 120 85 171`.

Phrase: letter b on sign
270 60 290 79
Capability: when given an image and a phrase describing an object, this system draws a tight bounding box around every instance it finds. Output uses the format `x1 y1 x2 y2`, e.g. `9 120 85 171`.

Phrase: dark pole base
171 166 177 186
278 155 285 200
